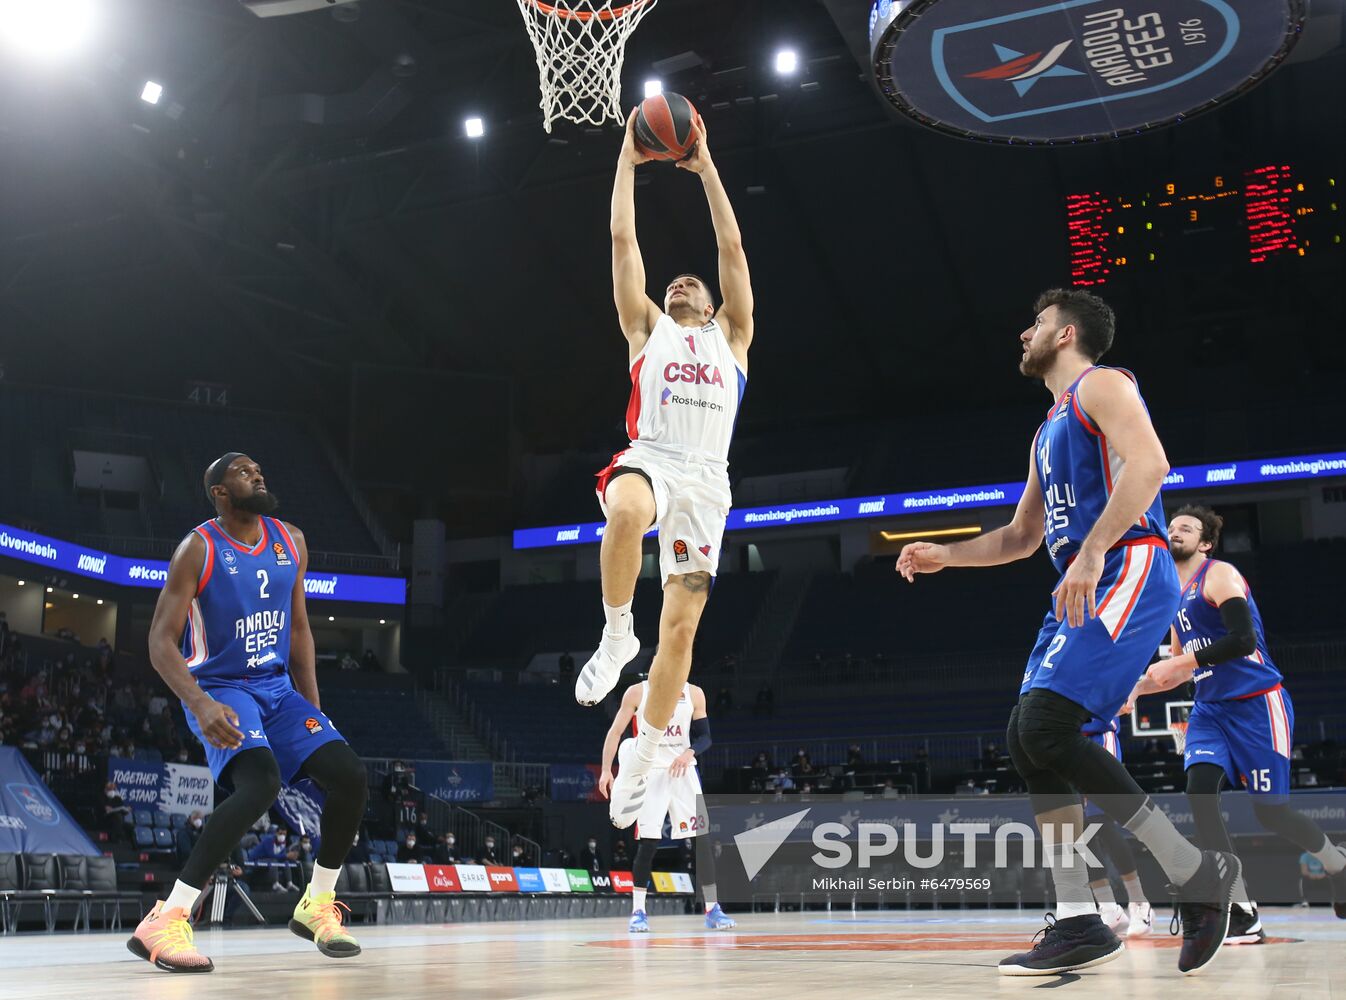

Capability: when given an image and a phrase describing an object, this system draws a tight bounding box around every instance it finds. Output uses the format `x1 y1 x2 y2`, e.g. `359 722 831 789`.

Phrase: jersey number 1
257 569 270 599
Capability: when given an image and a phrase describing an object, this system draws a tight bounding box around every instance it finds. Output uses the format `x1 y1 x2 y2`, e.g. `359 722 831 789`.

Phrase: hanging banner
413 761 494 803
108 755 215 818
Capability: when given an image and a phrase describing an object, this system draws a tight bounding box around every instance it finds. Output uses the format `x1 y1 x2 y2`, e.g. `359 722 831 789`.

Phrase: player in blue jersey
128 453 368 972
1080 716 1153 938
1124 505 1346 938
898 289 1240 976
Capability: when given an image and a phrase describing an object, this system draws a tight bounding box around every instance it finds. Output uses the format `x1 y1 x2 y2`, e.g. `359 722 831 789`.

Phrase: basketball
633 91 699 161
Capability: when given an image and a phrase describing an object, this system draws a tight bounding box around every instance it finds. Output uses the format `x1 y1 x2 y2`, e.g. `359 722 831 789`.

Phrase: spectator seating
318 676 450 759
0 853 138 933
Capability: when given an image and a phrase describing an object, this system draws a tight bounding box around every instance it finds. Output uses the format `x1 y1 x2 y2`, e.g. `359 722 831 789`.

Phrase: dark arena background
1 1 1344 996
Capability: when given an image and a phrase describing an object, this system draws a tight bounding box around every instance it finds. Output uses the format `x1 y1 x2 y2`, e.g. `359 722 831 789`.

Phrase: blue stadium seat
133 826 154 848
170 814 188 831
153 828 174 849
153 812 171 829
132 809 153 828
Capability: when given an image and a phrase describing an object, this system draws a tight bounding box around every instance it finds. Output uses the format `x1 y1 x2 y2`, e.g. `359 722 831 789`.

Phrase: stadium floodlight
465 116 485 138
774 48 799 75
241 0 361 17
643 79 663 99
141 81 163 105
0 0 98 59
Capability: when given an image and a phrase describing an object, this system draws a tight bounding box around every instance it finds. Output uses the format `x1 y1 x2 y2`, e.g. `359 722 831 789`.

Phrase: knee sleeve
1185 763 1233 853
632 840 659 888
1253 799 1332 854
180 749 281 888
1007 700 1079 813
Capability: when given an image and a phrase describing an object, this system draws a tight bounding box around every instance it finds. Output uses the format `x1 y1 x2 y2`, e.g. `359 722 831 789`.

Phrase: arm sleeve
689 717 712 757
1193 597 1258 667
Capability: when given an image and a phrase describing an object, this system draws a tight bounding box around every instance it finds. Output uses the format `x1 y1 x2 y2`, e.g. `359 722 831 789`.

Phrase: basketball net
515 0 660 132
1170 721 1189 755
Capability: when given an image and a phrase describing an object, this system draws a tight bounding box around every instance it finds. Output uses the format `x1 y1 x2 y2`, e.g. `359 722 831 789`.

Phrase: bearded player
1125 505 1346 941
128 454 367 971
575 110 753 834
897 290 1240 976
598 679 734 931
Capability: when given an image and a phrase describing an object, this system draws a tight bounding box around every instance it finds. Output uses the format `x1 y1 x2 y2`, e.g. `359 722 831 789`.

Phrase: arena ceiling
1 0 1343 517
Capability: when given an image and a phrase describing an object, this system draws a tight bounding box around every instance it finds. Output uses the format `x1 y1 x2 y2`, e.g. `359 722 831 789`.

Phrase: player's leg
627 768 672 930
1022 548 1240 974
267 688 366 957
609 571 710 827
1234 690 1346 918
1001 701 1122 976
675 770 734 928
1094 818 1152 936
577 467 658 705
1185 760 1261 943
128 730 280 973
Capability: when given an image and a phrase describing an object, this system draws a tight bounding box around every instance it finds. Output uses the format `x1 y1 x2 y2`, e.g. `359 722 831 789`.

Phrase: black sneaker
998 914 1124 976
1224 902 1265 945
1327 847 1346 919
1170 850 1242 975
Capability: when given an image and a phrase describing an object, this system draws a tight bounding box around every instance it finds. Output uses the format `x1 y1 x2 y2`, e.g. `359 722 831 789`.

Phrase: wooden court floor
1 908 1341 1000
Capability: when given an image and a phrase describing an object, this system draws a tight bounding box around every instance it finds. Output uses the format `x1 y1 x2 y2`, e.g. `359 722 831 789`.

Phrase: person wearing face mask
480 836 499 865
397 832 424 864
248 825 301 892
176 811 207 864
435 833 459 865
580 837 604 874
511 844 527 866
103 782 131 839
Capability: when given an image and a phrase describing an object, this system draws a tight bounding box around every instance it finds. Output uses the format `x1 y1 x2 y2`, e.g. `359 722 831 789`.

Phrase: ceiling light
328 616 335 622
643 79 662 98
879 526 983 542
379 619 386 625
141 80 163 105
774 48 799 75
0 0 98 58
464 116 484 138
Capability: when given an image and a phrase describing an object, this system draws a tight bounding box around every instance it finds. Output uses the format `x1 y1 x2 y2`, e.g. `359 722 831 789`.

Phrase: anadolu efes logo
6 783 59 826
869 0 1305 143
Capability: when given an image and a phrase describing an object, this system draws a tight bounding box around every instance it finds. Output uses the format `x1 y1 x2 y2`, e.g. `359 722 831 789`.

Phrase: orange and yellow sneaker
126 901 214 973
289 891 362 958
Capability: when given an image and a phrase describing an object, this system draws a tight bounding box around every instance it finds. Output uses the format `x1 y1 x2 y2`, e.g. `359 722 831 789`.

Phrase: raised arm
597 685 642 799
147 532 244 751
612 110 661 354
1053 368 1170 626
284 523 320 709
677 116 753 361
897 439 1044 580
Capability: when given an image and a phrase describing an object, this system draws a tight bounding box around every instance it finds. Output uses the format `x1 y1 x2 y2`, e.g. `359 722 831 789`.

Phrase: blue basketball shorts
1184 686 1295 799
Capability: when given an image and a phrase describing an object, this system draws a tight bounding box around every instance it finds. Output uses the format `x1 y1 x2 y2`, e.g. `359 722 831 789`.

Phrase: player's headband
203 452 245 502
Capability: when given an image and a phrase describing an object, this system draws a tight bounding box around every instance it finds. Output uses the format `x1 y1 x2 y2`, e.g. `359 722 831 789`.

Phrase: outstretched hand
676 114 712 174
896 542 950 582
619 107 655 167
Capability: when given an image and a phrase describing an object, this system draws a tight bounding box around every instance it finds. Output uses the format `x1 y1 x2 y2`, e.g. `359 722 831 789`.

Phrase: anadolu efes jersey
1173 558 1281 702
625 314 746 464
181 516 300 682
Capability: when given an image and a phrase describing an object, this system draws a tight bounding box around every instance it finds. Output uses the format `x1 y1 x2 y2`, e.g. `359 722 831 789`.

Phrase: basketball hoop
515 0 660 132
1170 721 1189 756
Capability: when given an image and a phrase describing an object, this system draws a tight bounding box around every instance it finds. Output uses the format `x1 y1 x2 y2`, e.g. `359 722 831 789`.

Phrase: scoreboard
1067 164 1341 286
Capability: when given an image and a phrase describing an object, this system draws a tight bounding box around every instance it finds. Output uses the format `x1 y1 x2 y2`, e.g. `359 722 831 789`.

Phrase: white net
1171 722 1188 755
515 0 660 133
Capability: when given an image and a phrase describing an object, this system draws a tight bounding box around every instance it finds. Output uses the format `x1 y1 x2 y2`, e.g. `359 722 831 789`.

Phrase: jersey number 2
257 569 270 599
1042 635 1067 670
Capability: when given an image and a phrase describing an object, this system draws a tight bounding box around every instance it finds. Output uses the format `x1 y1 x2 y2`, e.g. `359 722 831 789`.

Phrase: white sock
1122 873 1147 907
1092 881 1117 906
1312 839 1346 875
633 888 647 912
309 863 341 898
603 600 633 637
164 879 201 915
634 715 663 766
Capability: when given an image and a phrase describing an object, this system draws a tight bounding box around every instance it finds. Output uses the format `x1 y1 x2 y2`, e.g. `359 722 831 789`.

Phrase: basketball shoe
1224 902 1265 945
628 910 650 933
1098 902 1129 935
575 628 640 706
1125 901 1153 938
704 904 736 930
1170 850 1242 975
998 914 1124 976
289 891 362 958
126 901 213 973
608 738 651 829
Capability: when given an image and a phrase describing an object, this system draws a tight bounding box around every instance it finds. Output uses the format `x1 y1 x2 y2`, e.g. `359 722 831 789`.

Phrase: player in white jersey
599 680 735 931
576 108 754 834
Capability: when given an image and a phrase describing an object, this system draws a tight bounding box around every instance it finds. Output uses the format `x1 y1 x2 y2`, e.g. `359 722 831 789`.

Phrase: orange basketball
634 92 698 161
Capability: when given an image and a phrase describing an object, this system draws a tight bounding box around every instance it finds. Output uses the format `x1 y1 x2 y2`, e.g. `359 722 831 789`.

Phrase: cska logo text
664 362 724 387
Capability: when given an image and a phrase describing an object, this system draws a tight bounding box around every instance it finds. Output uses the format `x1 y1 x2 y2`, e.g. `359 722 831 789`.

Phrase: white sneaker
609 739 651 829
1125 901 1153 938
1099 902 1130 935
575 628 640 706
